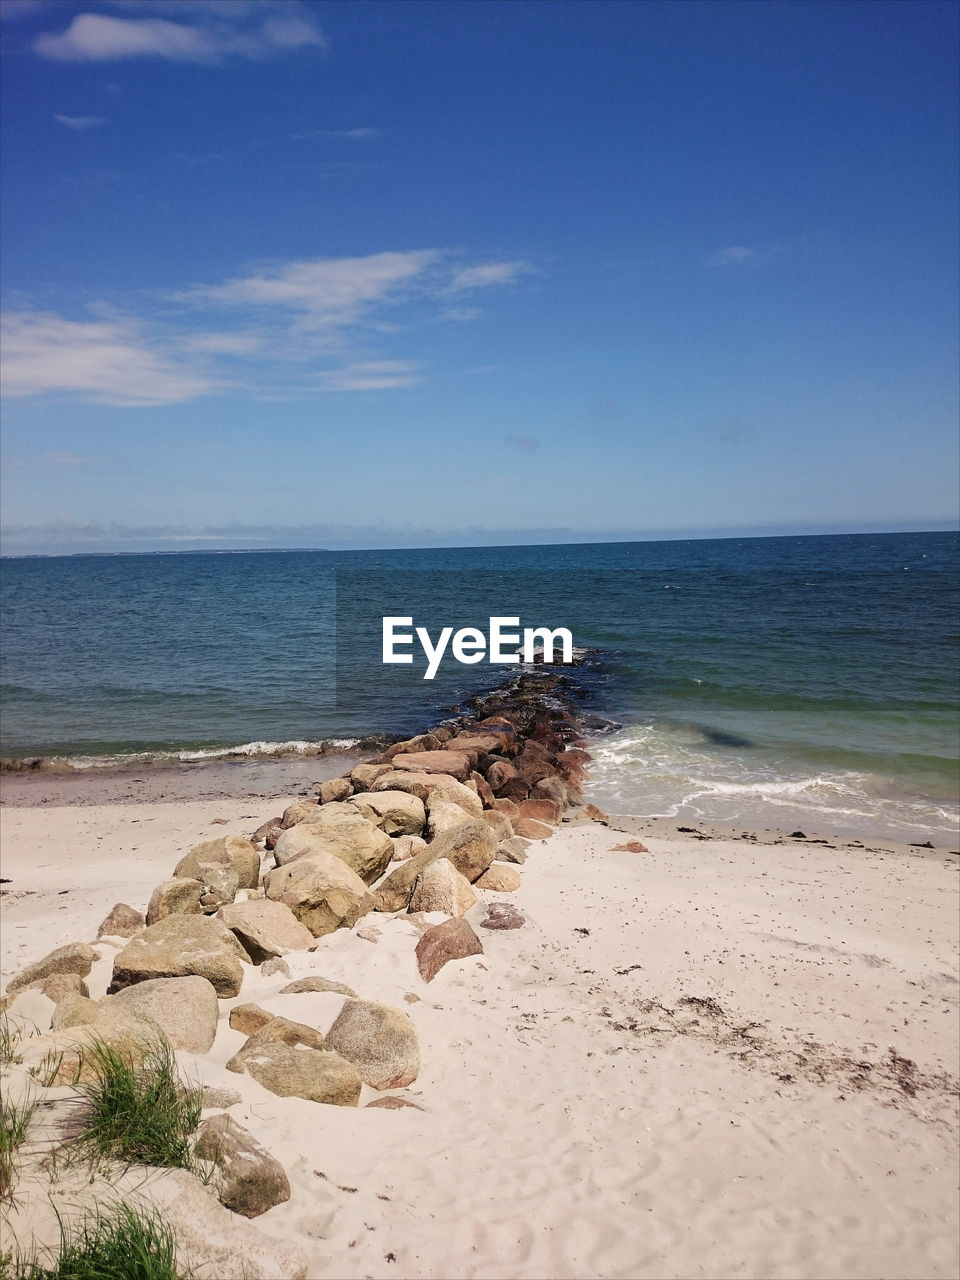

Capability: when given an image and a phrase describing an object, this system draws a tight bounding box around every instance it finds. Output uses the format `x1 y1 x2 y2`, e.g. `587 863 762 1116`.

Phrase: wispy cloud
292 127 380 142
54 113 106 130
315 360 420 391
1 450 92 471
34 7 324 63
2 249 533 407
504 433 542 453
709 246 759 267
1 312 213 406
447 260 532 292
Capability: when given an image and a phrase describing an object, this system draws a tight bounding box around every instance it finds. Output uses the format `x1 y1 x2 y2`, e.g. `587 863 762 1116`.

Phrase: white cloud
34 10 324 63
292 127 380 142
54 113 106 129
447 260 532 292
709 246 759 267
1 312 213 406
180 330 264 355
315 361 420 391
179 251 442 324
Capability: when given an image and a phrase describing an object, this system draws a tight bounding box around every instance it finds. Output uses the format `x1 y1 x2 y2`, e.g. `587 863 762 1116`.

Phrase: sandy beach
2 779 957 1280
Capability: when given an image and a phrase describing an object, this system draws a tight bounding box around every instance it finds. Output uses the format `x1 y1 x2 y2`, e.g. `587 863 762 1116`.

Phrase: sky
1 0 957 555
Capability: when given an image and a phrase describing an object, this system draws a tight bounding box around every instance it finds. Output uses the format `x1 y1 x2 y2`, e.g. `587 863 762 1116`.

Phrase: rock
371 771 482 817
51 992 104 1031
480 903 526 930
498 777 532 805
238 1042 362 1106
108 915 246 997
252 820 283 850
194 862 241 912
229 1004 276 1035
108 976 220 1053
96 903 144 939
349 763 393 791
486 759 519 793
13 972 90 1004
390 834 427 861
259 957 292 979
580 803 609 825
390 750 472 781
264 851 374 938
517 797 562 825
226 1016 326 1074
146 878 205 926
409 859 477 916
175 835 261 891
318 776 353 804
202 1086 242 1108
218 900 314 962
513 816 553 840
349 790 426 835
45 1018 156 1085
612 840 649 853
530 776 570 808
415 917 484 982
5 941 96 994
280 977 358 997
470 770 496 808
497 836 530 864
373 819 497 912
144 1168 309 1279
365 1096 424 1110
492 796 521 819
273 814 393 884
445 734 504 762
194 1113 291 1219
479 809 513 841
280 799 320 829
475 863 522 892
324 999 419 1089
355 923 382 943
426 793 481 838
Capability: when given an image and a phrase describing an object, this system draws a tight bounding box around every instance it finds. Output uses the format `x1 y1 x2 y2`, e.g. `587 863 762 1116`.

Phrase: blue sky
1 0 957 554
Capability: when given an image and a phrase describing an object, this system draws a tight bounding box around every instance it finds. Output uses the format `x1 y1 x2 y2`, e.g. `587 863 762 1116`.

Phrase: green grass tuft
0 1090 37 1201
71 1031 203 1173
0 1017 22 1068
15 1201 185 1280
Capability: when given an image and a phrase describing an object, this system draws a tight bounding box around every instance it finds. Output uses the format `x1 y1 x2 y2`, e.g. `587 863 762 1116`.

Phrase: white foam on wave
586 723 960 843
24 738 362 772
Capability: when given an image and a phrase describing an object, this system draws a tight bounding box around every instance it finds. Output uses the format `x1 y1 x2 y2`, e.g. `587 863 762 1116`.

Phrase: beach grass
0 1017 22 1068
71 1032 203 1173
5 1201 184 1280
0 1090 37 1200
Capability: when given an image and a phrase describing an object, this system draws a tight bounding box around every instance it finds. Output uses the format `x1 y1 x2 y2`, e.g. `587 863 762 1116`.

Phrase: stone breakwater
0 667 610 1278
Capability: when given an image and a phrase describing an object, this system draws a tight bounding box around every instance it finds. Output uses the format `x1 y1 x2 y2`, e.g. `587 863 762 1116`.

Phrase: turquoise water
1 532 957 841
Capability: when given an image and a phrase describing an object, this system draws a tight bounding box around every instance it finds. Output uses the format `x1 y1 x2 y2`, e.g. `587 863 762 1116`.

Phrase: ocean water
1 532 957 842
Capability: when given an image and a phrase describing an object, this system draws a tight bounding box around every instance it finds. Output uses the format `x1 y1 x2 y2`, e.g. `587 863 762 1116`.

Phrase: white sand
1 799 958 1280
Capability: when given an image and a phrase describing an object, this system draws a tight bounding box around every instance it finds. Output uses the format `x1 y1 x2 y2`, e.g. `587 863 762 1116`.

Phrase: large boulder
280 799 320 828
373 818 496 912
196 864 240 913
513 816 553 840
479 809 514 842
475 863 523 892
146 878 204 926
5 971 89 1006
390 750 472 781
226 1016 326 1073
144 1168 309 1279
349 762 393 791
175 835 260 891
390 834 427 861
273 813 393 884
517 797 562 825
108 976 220 1053
415 918 484 983
108 915 246 997
238 1042 362 1106
497 836 530 864
324 999 419 1089
229 1004 275 1035
264 851 373 937
349 790 425 835
218 900 314 962
96 903 144 939
194 1113 291 1219
318 776 353 804
426 794 479 838
5 942 95 994
280 976 358 997
409 859 477 917
370 771 482 817
486 759 519 794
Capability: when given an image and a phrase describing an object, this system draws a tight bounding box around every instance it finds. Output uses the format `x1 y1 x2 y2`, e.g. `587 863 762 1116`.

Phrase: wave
0 738 367 774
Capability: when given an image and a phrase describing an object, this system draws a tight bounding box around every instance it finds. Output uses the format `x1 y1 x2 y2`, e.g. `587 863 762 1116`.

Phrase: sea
1 531 958 844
